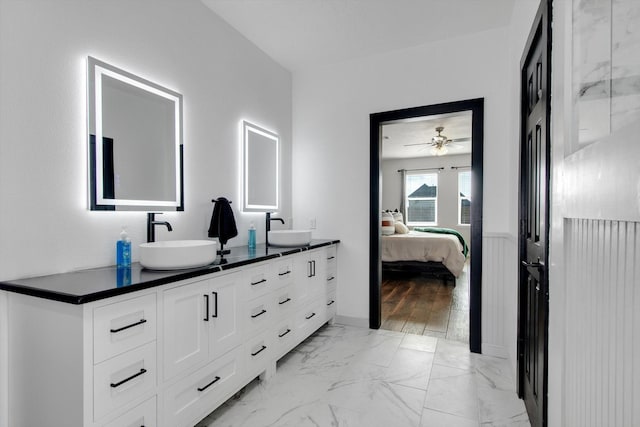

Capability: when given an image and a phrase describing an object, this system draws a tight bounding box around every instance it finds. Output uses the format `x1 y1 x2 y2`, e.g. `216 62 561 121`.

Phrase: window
405 173 438 225
458 171 471 225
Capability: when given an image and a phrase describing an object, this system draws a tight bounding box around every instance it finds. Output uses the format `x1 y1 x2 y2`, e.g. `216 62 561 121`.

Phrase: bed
381 228 467 283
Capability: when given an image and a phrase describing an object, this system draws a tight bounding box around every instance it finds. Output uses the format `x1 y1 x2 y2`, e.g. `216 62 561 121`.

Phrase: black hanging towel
208 198 238 255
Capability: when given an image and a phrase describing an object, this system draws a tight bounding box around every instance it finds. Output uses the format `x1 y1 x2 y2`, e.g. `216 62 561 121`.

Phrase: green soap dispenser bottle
116 227 131 267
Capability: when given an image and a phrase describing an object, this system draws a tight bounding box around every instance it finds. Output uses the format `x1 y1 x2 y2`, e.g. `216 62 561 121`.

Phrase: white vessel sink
268 230 312 247
139 240 217 270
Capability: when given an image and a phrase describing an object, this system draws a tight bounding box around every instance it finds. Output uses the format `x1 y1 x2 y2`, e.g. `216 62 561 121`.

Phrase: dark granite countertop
0 239 339 305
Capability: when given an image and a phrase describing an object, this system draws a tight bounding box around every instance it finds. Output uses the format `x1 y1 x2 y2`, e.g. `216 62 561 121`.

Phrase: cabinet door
293 253 313 303
163 280 210 380
209 272 243 360
307 248 326 298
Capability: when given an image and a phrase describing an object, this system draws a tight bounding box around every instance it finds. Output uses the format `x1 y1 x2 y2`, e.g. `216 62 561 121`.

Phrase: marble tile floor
196 324 530 427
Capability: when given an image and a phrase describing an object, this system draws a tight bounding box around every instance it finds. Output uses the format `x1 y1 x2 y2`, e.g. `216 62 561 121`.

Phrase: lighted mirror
87 56 183 211
243 121 279 212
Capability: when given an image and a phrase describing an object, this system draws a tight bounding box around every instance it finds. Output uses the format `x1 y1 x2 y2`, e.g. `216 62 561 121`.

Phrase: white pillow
381 211 395 235
395 222 409 234
392 211 404 224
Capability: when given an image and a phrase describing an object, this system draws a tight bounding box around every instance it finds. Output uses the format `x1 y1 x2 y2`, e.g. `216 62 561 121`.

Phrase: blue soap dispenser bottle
116 227 131 267
248 222 256 249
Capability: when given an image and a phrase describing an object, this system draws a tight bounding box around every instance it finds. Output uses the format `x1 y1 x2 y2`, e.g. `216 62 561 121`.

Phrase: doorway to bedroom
369 99 484 353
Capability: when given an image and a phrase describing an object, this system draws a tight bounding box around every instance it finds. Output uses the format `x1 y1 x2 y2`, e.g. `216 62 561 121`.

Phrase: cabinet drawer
273 320 297 361
244 263 272 299
272 258 294 289
326 273 337 293
163 347 241 427
94 293 157 364
245 293 275 338
244 334 273 380
94 341 157 421
104 396 156 427
273 285 295 318
296 300 325 342
326 291 337 321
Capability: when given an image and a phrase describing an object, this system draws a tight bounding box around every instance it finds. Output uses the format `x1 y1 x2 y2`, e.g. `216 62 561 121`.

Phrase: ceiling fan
404 126 470 156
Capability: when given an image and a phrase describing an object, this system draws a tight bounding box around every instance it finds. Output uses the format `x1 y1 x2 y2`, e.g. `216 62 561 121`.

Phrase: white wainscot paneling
564 219 640 427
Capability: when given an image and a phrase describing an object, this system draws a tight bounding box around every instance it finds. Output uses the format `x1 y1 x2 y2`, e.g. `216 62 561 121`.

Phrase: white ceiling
201 0 516 71
381 111 472 159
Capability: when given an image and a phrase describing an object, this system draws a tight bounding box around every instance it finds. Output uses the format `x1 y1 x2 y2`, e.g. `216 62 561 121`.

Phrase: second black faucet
147 212 173 243
265 212 284 247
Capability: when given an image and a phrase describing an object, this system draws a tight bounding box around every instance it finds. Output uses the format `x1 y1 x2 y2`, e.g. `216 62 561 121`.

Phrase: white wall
292 27 516 334
0 0 292 280
381 154 471 244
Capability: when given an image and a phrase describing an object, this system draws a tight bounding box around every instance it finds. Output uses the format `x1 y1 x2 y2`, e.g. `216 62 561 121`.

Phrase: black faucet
147 212 173 243
265 212 285 246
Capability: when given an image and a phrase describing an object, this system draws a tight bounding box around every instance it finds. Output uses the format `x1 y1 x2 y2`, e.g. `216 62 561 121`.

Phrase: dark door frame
369 98 484 353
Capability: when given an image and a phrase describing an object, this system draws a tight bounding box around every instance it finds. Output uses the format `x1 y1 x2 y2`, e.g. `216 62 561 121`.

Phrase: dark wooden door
519 1 550 426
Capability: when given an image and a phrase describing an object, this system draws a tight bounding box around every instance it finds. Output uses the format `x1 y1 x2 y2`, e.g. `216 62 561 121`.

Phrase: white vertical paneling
481 233 518 364
564 219 639 427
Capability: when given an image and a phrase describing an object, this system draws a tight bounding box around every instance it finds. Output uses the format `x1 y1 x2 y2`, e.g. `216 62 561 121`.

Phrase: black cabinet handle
327 300 335 306
251 309 267 318
251 345 267 356
307 261 312 278
278 297 291 305
327 276 335 282
327 256 335 260
305 312 316 320
203 294 209 321
197 375 221 392
211 291 218 318
251 278 267 286
278 270 291 276
110 368 147 388
312 260 316 277
278 328 292 338
110 318 147 333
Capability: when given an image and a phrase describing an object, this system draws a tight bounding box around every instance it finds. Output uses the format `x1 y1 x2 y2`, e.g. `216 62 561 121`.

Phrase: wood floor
381 262 469 343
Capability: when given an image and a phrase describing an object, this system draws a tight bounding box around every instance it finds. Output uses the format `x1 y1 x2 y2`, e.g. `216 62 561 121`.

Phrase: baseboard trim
482 342 509 359
334 315 369 329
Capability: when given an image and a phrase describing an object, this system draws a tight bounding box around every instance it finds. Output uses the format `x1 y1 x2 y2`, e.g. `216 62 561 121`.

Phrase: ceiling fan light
431 145 448 156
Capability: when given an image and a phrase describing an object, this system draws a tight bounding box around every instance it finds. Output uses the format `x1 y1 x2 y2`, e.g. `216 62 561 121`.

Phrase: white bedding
381 230 466 277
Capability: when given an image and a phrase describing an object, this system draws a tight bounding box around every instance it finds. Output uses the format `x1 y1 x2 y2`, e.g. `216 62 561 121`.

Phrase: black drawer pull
251 345 267 356
110 368 147 388
327 256 335 260
251 278 267 286
327 276 335 282
327 300 335 306
278 270 291 276
305 312 316 320
251 309 267 318
110 318 147 333
278 328 292 338
212 291 218 318
203 294 209 322
278 297 291 305
197 376 221 392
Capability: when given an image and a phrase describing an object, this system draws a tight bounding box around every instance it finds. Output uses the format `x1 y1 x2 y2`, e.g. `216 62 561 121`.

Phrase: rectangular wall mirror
87 56 183 211
243 120 279 212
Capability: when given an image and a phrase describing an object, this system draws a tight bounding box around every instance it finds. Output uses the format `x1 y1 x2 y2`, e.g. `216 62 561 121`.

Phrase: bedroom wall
0 0 292 280
381 154 471 244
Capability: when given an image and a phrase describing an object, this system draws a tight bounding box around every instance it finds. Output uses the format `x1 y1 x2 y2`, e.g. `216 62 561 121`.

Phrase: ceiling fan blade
449 137 471 143
403 142 430 147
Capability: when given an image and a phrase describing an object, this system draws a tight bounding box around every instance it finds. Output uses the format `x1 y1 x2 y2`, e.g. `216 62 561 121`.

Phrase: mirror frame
87 56 184 211
242 120 279 213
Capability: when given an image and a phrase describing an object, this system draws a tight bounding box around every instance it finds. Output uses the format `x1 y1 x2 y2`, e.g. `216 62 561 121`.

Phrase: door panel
519 2 550 426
